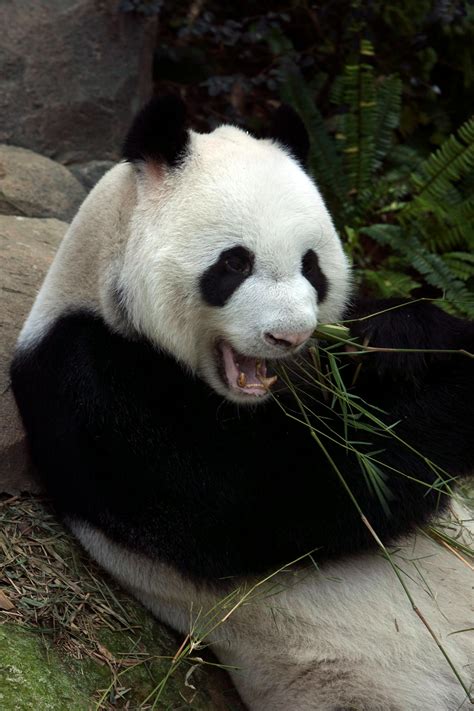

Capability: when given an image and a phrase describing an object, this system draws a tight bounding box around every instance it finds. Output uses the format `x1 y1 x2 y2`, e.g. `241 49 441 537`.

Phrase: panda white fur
11 97 474 710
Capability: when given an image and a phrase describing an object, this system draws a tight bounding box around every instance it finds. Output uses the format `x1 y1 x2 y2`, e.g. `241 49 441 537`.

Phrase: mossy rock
0 624 99 711
0 497 243 710
0 621 237 710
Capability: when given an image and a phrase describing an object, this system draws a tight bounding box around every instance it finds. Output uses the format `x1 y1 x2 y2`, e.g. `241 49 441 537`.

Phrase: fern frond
405 211 466 252
443 222 474 250
389 144 422 172
334 42 377 194
358 267 419 298
451 195 474 223
373 75 402 169
363 225 474 316
281 64 348 213
362 223 403 244
442 191 474 248
442 252 474 281
401 188 474 252
409 115 474 208
411 250 474 316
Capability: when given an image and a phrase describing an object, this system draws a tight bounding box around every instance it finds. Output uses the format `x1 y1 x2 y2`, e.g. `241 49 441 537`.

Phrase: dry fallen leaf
0 588 15 610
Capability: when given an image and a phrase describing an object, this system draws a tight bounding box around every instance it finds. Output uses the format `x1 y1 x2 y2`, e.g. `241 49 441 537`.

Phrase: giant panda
10 96 474 711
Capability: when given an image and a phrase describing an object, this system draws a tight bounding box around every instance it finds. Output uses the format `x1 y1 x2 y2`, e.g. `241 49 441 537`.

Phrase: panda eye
225 254 252 276
201 246 255 307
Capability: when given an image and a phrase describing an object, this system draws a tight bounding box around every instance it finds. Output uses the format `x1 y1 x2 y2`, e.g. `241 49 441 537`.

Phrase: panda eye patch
225 253 252 276
301 249 328 302
200 246 254 307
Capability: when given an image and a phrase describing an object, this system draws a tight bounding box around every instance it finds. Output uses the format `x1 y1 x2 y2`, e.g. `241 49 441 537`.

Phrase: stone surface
0 625 97 710
0 621 241 711
0 0 156 163
0 215 68 494
69 159 116 191
0 145 87 220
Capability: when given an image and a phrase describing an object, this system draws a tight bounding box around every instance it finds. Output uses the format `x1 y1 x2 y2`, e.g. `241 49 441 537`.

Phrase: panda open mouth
217 341 277 397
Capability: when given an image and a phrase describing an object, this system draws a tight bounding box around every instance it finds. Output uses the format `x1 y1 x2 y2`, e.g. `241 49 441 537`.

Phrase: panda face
199 242 331 402
122 125 351 404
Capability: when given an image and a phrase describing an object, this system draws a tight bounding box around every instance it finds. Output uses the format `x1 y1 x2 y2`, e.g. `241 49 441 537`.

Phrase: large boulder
0 145 87 220
69 159 116 191
0 0 156 163
0 215 68 494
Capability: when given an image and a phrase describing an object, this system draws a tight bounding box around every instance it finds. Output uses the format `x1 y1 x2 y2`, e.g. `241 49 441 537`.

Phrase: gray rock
0 145 87 220
69 159 116 190
0 1 156 163
0 215 68 494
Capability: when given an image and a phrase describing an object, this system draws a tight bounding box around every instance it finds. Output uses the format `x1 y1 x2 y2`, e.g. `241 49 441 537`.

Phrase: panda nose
264 329 314 348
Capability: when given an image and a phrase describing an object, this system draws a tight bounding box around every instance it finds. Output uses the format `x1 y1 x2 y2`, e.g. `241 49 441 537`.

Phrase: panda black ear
122 95 189 167
267 104 310 166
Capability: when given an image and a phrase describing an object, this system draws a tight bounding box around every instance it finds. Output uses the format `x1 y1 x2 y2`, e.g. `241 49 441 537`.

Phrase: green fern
448 196 474 248
280 53 474 315
405 208 467 253
452 196 474 223
281 64 348 213
442 252 474 282
281 44 402 222
388 144 422 172
363 225 474 316
373 75 402 169
411 251 474 316
409 116 474 208
358 267 419 298
332 40 377 195
400 117 474 255
419 220 474 253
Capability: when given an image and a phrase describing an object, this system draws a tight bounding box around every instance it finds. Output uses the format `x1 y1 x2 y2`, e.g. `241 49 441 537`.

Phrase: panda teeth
258 374 278 389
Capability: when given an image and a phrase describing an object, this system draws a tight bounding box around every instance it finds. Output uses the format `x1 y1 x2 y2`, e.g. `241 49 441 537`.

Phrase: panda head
120 96 351 404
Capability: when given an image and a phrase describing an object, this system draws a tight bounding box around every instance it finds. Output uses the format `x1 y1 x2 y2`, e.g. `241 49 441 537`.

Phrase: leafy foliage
282 41 474 317
362 226 474 314
154 1 474 139
331 40 378 195
281 66 347 217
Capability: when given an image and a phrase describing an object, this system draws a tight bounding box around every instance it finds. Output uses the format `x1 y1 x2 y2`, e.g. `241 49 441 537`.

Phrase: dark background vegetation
121 0 474 316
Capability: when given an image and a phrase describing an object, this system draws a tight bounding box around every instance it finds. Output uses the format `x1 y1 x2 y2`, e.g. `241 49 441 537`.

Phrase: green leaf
360 268 419 298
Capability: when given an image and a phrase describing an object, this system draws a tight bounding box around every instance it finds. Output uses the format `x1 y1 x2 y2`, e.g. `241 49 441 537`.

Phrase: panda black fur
10 97 474 710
